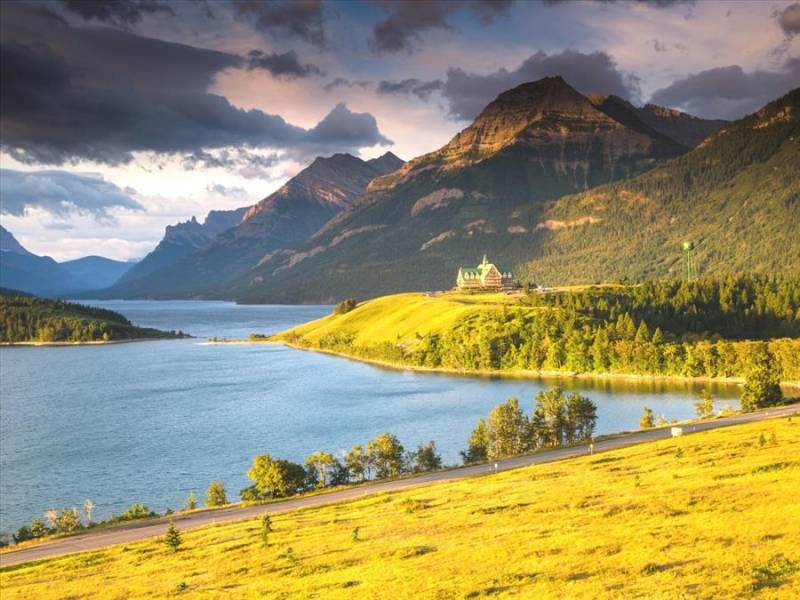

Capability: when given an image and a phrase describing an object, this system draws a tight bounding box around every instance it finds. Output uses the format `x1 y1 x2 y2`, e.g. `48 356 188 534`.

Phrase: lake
0 301 740 533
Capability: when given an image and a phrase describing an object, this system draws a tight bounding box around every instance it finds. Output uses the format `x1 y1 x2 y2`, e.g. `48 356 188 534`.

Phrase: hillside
272 279 800 382
0 291 185 343
3 417 798 598
228 77 727 303
106 152 404 298
515 87 800 284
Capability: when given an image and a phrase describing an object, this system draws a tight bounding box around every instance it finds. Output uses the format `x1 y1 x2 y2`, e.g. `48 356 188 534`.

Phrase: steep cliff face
116 207 247 286
231 77 700 303
106 152 403 298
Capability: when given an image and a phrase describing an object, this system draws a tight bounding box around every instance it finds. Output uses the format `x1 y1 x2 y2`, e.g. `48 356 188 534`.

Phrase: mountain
0 225 84 296
106 152 404 298
60 256 133 290
229 77 716 303
593 95 727 149
1 225 32 255
513 87 800 283
1 225 134 295
115 207 247 286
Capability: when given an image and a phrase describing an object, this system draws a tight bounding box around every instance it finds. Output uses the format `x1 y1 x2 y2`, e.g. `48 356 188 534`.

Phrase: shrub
639 406 655 429
183 492 198 511
45 508 81 533
334 299 358 314
117 503 155 522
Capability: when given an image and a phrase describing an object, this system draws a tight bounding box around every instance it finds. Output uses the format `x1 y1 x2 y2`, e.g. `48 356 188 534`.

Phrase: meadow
2 416 798 598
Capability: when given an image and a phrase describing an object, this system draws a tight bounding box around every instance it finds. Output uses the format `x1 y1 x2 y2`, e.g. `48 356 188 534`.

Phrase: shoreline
0 337 184 348
272 340 800 391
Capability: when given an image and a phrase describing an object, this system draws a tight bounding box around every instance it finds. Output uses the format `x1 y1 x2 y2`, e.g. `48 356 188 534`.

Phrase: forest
287 276 800 381
0 290 184 343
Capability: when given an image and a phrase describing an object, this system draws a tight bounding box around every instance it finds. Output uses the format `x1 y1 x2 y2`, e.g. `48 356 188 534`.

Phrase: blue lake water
0 301 740 533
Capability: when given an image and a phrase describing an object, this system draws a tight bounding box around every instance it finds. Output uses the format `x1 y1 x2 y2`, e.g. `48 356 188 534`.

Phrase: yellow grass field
273 292 524 346
2 417 799 599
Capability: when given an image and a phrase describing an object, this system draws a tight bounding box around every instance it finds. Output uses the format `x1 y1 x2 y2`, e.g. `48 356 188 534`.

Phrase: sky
1 0 798 261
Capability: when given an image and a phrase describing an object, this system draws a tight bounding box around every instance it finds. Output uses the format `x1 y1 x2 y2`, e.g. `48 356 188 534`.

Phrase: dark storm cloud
377 78 444 100
442 50 638 121
232 0 326 48
649 59 800 120
0 5 389 165
370 0 514 54
60 0 175 27
246 50 325 78
776 3 800 37
306 103 392 147
0 169 144 218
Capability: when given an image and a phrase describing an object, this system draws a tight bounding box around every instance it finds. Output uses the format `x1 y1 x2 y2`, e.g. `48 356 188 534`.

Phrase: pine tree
164 521 182 553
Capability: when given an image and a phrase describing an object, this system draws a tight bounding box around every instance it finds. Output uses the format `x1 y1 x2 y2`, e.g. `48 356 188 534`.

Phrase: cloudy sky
1 0 798 261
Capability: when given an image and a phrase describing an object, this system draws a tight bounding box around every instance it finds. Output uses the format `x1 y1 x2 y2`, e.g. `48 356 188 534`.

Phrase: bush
116 503 155 522
45 508 81 533
183 492 198 511
206 481 228 507
639 406 655 429
334 299 358 314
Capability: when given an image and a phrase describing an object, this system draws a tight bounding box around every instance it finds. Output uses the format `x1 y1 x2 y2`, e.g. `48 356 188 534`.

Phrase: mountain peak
0 225 33 256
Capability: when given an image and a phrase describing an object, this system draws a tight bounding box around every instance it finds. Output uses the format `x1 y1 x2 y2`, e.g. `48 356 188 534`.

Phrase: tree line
0 292 184 343
302 277 800 381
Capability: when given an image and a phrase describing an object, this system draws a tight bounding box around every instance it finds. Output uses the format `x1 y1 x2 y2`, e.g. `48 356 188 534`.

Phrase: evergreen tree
164 521 182 553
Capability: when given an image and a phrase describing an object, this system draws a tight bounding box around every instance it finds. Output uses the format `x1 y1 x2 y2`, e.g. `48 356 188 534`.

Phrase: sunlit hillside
2 417 798 598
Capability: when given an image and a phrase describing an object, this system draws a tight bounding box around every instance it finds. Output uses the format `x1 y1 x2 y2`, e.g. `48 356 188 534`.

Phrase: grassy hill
2 417 798 598
272 282 800 383
0 290 185 343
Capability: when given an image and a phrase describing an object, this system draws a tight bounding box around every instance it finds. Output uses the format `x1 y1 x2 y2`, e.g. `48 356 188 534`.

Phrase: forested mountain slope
515 87 800 285
232 77 708 303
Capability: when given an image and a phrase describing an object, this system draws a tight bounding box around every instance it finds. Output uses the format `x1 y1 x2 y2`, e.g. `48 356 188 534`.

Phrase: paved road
2 404 797 568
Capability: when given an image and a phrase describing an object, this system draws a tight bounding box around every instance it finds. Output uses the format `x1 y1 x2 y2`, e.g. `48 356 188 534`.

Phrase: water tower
683 241 696 282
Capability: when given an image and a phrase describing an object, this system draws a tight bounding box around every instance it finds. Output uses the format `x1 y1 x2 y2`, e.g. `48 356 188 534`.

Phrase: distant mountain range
0 225 133 296
13 76 798 304
101 151 404 298
229 77 745 302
